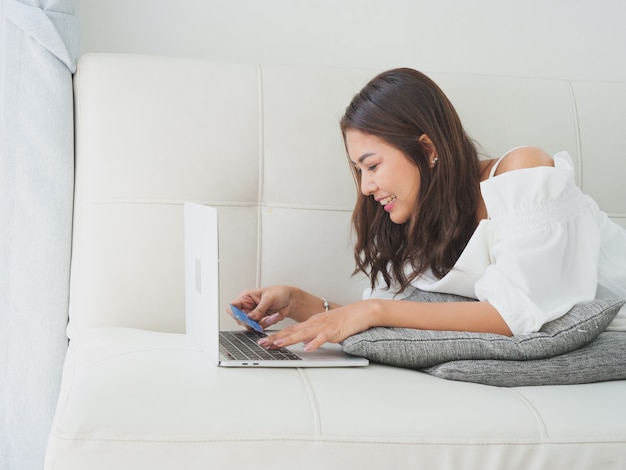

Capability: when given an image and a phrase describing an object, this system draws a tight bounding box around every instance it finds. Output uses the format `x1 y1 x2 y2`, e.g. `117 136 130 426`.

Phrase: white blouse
365 150 626 335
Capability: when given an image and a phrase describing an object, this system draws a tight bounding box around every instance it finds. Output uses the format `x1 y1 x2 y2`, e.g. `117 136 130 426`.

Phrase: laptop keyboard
219 330 301 361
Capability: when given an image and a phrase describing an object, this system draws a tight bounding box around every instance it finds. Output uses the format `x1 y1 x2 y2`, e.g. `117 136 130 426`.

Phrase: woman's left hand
257 301 377 352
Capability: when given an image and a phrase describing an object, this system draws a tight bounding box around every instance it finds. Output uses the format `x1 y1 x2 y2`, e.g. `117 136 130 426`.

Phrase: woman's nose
360 174 376 196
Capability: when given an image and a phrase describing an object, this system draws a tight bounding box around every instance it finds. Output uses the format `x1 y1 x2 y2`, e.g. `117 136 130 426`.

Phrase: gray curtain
0 0 79 468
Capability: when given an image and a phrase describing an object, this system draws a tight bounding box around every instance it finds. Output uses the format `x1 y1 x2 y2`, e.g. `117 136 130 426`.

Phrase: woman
229 68 626 352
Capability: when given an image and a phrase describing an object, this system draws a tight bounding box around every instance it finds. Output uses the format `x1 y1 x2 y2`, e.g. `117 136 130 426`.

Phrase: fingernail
257 338 270 347
264 312 280 326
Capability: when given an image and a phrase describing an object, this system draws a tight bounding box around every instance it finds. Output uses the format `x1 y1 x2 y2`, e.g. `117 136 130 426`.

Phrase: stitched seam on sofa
256 64 265 288
256 64 266 208
55 344 80 432
566 79 584 189
75 200 355 213
505 389 549 439
49 434 626 446
76 200 263 207
606 213 626 223
260 202 354 212
297 368 322 436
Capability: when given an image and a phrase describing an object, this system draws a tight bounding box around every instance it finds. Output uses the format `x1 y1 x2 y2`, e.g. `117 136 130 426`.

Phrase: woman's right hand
229 285 297 329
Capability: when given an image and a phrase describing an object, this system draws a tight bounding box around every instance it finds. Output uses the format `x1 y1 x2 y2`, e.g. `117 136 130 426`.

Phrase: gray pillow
423 332 626 386
342 295 624 370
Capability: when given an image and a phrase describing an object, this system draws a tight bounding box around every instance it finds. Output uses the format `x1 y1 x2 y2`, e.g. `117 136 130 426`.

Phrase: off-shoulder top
365 149 626 335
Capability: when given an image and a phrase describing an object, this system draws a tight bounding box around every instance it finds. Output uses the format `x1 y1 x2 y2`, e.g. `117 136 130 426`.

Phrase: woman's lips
379 195 397 212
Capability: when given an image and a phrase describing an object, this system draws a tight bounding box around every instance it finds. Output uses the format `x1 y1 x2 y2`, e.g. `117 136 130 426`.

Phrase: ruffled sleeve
475 152 602 334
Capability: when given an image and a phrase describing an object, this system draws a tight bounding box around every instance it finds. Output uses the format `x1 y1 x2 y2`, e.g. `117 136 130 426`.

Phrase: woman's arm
258 297 512 352
371 299 512 334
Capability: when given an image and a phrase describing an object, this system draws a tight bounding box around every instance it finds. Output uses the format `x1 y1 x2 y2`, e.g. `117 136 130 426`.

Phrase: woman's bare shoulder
494 146 555 176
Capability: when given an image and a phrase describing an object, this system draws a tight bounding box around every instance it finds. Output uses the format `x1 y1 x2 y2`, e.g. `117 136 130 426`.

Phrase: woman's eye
352 162 378 173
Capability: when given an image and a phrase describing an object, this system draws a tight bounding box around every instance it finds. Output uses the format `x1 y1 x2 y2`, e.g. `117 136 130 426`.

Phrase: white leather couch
45 53 626 469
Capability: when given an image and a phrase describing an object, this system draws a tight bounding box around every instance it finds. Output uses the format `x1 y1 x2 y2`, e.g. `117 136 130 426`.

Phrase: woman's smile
378 195 397 211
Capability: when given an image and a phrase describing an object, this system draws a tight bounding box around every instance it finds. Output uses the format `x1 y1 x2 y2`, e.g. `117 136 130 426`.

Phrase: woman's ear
419 134 439 168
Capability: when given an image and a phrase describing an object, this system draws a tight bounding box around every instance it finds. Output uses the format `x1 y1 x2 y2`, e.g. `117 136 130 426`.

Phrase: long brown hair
340 68 481 291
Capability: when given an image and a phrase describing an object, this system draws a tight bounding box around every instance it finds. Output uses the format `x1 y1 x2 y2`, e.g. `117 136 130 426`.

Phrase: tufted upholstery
45 53 626 470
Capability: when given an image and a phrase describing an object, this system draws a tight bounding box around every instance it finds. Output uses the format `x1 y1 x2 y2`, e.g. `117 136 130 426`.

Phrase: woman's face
345 130 421 224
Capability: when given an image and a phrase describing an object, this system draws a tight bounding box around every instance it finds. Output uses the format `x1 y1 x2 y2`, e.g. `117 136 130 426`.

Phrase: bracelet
321 297 330 312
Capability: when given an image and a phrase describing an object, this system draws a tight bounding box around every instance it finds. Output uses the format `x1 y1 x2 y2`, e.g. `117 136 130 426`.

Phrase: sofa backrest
68 53 626 337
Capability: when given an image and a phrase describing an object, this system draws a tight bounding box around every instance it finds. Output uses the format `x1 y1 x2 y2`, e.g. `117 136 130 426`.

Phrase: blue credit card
229 304 264 333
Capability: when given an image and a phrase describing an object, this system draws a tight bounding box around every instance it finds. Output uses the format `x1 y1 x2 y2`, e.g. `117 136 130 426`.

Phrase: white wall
80 0 626 82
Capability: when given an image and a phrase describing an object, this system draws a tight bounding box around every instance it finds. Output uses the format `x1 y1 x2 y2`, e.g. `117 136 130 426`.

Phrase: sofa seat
46 327 626 469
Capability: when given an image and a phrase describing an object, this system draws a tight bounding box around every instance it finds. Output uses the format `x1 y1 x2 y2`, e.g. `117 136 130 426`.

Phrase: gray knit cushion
342 295 624 370
423 332 626 386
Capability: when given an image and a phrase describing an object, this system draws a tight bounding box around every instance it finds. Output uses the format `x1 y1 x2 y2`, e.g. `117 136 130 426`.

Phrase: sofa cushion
342 296 624 371
423 331 626 386
45 326 626 469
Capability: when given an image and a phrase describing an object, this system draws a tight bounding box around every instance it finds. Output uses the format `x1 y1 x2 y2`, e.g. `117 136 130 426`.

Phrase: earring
432 157 438 164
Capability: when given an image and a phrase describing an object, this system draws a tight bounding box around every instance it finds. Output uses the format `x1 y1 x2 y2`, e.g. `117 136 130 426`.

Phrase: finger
260 325 316 350
260 312 282 328
247 295 277 321
234 319 250 330
303 333 329 352
228 296 256 313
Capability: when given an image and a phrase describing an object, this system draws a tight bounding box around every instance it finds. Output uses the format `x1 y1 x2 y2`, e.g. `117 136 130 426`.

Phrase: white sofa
45 53 626 469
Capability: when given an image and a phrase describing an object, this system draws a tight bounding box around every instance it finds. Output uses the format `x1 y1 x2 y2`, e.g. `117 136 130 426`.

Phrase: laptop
184 202 369 368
